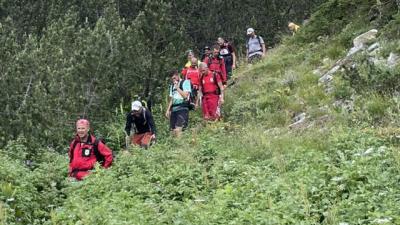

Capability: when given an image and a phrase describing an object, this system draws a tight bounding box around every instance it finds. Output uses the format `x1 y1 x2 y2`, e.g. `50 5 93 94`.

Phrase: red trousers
131 132 153 147
202 94 220 120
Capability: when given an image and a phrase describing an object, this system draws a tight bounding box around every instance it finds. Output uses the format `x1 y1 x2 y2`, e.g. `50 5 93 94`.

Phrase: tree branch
17 72 34 114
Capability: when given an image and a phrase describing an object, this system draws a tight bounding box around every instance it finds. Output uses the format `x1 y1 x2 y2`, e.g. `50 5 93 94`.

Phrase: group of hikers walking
68 26 299 181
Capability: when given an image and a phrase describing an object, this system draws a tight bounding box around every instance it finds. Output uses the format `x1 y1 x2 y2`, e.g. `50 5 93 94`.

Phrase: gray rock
293 112 306 122
319 74 333 84
368 48 380 56
318 30 378 92
333 99 354 113
353 29 378 49
367 42 380 52
372 217 392 224
347 46 364 57
372 58 387 66
313 68 323 77
387 52 400 67
319 65 337 83
289 112 307 129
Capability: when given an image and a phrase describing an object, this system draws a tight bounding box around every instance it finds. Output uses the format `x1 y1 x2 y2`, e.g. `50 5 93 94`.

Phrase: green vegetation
0 0 322 150
1 0 400 224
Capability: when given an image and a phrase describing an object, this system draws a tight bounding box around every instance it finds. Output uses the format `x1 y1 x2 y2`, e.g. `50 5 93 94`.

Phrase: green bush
0 139 67 225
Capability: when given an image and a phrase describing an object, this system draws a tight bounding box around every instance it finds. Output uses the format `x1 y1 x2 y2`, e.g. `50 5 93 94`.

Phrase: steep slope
1 0 399 224
48 1 399 224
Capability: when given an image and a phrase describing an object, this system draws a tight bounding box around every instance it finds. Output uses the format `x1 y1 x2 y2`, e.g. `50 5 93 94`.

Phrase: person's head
170 70 180 83
204 46 211 55
198 62 208 75
247 27 255 37
76 119 90 139
187 50 194 61
217 37 225 46
131 100 143 117
212 44 220 57
190 57 198 67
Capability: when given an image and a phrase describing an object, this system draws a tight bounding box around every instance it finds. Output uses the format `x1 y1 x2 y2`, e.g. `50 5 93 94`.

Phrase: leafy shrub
341 53 400 94
0 140 67 225
333 75 354 99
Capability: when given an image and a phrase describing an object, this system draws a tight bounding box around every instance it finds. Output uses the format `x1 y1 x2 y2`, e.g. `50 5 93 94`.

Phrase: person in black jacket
125 101 157 149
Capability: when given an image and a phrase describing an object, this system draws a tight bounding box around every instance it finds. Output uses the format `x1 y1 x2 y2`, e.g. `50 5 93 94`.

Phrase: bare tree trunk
17 72 34 113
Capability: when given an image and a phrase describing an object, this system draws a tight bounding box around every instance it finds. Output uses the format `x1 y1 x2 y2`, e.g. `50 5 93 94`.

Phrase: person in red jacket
182 57 200 107
68 119 113 180
199 62 224 121
203 44 227 85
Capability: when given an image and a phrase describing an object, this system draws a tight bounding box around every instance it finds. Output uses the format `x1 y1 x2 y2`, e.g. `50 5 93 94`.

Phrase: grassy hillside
1 0 399 224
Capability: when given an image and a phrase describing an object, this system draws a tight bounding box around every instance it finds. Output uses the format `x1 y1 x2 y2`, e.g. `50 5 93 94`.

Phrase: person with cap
245 27 266 64
68 119 113 181
201 46 212 61
165 70 191 137
125 100 157 149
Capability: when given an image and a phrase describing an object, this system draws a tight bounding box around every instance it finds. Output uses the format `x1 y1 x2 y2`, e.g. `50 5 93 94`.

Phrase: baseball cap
131 100 142 111
247 28 255 35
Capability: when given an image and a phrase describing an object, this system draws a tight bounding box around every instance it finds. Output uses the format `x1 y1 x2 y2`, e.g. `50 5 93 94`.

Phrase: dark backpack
131 107 147 125
69 137 105 166
179 80 196 110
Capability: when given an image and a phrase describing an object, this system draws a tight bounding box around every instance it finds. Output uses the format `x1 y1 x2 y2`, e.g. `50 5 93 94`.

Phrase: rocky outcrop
318 29 379 88
387 52 400 68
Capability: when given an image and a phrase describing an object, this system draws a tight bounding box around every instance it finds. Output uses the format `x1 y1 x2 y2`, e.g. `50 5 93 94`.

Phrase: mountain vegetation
1 0 399 224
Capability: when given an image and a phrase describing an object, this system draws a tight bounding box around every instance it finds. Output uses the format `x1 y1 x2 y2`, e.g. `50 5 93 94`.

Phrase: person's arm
259 36 266 57
232 52 237 69
125 113 132 136
165 97 172 118
220 58 227 84
262 43 266 57
217 81 225 104
215 72 224 104
176 81 189 99
97 142 113 168
229 45 236 69
146 110 157 136
197 81 203 106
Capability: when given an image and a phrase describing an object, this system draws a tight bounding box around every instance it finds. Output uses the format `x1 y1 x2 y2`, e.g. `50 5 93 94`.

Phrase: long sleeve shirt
125 108 156 136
